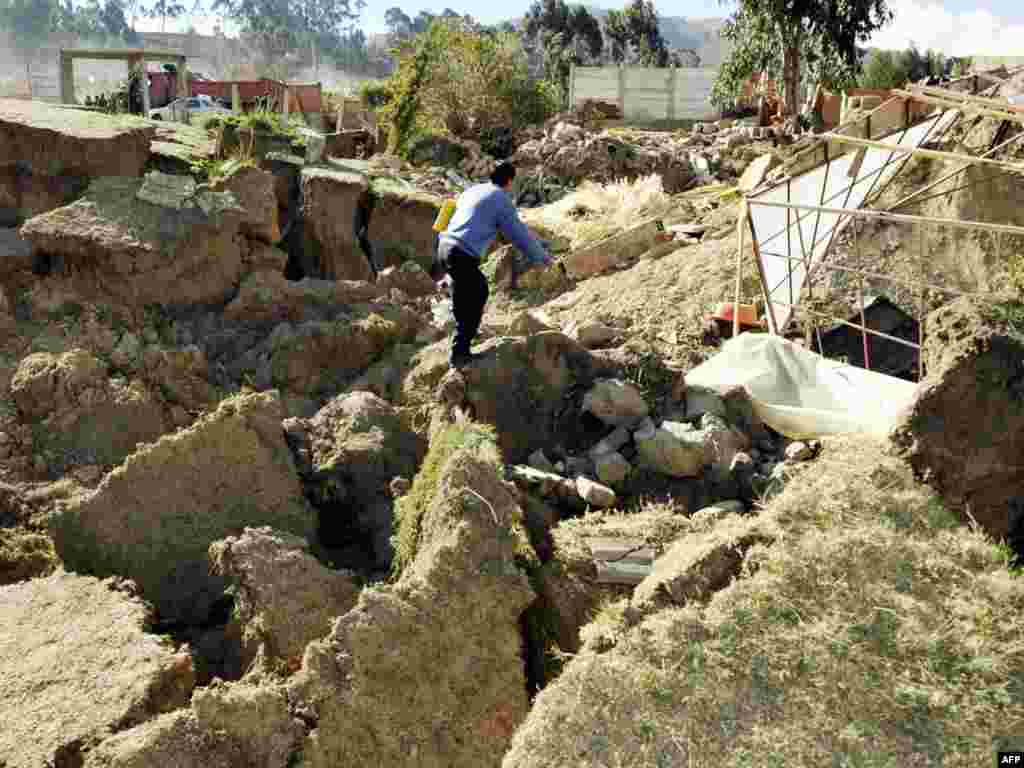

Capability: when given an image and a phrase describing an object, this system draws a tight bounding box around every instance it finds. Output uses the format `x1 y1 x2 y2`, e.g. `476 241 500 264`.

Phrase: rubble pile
505 377 820 512
1 93 1014 768
512 119 791 202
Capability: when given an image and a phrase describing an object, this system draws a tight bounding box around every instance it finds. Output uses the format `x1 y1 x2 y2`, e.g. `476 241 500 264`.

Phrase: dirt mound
209 526 360 671
50 391 316 624
0 99 155 223
891 297 1024 546
267 301 423 397
19 175 249 308
503 436 1024 768
366 178 443 272
91 422 537 767
513 126 694 193
0 571 194 768
286 391 426 569
287 421 535 766
82 710 250 768
299 167 373 281
209 165 281 245
0 481 57 585
401 332 622 464
10 349 166 475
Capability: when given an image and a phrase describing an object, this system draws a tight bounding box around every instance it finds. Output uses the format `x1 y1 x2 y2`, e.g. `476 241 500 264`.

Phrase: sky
132 0 1024 58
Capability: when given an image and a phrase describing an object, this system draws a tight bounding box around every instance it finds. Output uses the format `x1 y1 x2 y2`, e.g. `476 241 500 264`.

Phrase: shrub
360 80 392 109
381 19 558 157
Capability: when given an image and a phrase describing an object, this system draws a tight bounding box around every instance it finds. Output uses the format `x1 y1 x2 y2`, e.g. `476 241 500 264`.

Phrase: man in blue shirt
435 162 552 368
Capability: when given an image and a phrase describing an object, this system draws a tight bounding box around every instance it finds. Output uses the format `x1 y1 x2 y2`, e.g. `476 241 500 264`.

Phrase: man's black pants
445 248 489 359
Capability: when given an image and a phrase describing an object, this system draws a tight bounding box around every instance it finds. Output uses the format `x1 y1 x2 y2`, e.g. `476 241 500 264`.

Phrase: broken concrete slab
737 153 781 193
50 391 317 624
0 571 194 768
630 514 777 616
562 218 665 279
209 527 361 669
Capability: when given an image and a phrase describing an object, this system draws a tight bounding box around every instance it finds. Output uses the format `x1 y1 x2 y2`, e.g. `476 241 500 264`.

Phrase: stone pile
512 123 695 193
506 377 820 511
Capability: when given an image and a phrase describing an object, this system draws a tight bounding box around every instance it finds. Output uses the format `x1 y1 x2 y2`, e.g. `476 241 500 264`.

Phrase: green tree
382 19 557 154
713 0 894 116
100 0 129 37
859 48 908 89
605 0 670 66
524 0 603 107
384 6 411 41
212 0 364 76
147 0 186 32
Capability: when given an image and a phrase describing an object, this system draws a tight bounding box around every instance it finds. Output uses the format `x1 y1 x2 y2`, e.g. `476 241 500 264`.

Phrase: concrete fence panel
570 65 720 122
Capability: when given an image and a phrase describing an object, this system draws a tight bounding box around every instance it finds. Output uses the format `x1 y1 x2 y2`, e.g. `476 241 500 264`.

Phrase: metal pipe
768 299 922 351
888 131 1024 212
747 199 1024 237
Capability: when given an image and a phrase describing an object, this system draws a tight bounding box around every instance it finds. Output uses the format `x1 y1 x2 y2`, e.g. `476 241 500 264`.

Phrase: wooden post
667 65 677 122
283 87 290 120
140 58 150 117
734 200 746 338
918 224 926 381
176 55 188 98
617 65 626 117
59 51 75 105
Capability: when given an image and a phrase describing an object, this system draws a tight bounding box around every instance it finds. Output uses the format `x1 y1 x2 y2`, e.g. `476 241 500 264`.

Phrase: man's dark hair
490 162 516 188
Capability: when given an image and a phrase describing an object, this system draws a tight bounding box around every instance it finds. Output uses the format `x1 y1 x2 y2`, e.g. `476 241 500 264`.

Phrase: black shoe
450 351 479 368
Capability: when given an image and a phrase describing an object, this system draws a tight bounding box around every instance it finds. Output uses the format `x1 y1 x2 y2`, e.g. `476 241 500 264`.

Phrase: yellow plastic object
433 199 457 232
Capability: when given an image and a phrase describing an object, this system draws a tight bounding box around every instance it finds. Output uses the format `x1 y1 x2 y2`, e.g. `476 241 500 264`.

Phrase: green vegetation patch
390 421 499 576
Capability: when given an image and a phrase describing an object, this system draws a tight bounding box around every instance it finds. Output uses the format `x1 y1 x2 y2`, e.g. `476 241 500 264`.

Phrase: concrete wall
570 66 720 122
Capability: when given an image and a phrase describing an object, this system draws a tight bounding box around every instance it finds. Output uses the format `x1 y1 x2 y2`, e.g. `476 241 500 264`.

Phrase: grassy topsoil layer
504 435 1024 767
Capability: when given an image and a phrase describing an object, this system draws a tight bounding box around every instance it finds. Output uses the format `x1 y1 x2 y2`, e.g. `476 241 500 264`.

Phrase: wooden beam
818 132 1024 174
892 90 1024 124
888 130 1024 213
907 84 1024 113
747 198 1024 237
767 298 922 351
60 47 186 63
758 248 1006 302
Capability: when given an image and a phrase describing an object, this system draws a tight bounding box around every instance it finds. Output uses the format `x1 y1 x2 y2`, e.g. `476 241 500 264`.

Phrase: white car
150 94 231 121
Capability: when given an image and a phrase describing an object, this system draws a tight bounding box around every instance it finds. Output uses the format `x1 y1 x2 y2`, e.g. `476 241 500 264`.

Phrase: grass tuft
390 421 499 577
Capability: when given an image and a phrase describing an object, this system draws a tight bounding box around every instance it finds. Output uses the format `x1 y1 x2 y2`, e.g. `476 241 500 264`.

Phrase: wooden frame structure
59 47 188 115
737 66 1024 380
